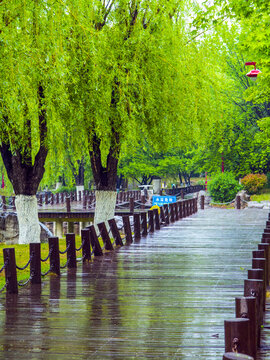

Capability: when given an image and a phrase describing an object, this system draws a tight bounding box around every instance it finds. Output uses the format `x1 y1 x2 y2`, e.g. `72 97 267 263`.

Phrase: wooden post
2 196 6 211
133 213 141 241
3 248 18 294
252 257 266 288
122 215 133 244
252 258 266 310
56 193 59 204
30 243 41 284
224 318 251 356
66 233 77 268
160 206 166 224
108 219 124 246
45 193 49 205
153 208 160 230
200 195 205 210
83 195 87 210
148 210 154 233
186 200 190 216
164 204 170 224
182 201 186 218
194 197 198 213
236 195 241 209
235 297 257 358
39 194 43 206
79 191 82 202
61 192 64 203
141 195 145 210
89 225 103 256
169 203 175 223
258 243 270 285
81 229 91 261
141 212 148 236
174 202 179 221
119 191 123 203
178 202 183 219
49 237 61 275
74 191 77 202
129 197 134 213
98 222 114 251
253 249 267 283
66 196 71 213
50 193 54 205
244 279 264 345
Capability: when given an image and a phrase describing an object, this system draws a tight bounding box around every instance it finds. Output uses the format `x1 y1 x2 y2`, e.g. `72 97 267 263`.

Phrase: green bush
241 173 267 195
208 172 242 203
53 185 76 194
195 178 205 186
266 172 270 188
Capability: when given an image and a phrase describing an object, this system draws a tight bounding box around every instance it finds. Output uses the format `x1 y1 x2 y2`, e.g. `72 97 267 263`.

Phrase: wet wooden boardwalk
0 208 269 359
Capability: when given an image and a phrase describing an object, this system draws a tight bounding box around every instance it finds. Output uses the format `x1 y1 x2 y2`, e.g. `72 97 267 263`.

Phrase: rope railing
59 243 71 255
0 197 199 294
40 248 53 262
16 256 32 271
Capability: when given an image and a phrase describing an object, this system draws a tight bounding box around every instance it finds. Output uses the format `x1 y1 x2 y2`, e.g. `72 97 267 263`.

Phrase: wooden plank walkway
0 208 269 359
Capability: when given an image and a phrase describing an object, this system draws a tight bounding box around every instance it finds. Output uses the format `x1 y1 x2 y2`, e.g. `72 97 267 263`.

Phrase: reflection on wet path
0 208 269 359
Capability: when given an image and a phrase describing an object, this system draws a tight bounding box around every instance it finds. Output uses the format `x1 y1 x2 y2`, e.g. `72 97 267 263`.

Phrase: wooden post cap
223 353 254 360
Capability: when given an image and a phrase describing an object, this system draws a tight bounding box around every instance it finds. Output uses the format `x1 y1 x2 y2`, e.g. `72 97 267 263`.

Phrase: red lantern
245 61 261 81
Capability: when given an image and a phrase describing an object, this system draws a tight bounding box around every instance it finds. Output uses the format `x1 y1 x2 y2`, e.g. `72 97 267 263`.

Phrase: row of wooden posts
223 213 270 360
37 190 142 207
1 186 205 212
0 191 142 212
1 198 198 294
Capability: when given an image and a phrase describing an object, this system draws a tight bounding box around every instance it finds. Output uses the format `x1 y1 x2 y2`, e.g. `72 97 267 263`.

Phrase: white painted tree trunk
15 195 40 244
94 190 117 227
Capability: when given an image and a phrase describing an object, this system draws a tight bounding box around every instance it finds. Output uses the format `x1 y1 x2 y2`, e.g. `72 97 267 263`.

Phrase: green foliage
53 185 76 194
195 178 205 186
208 172 242 203
267 173 270 188
241 174 267 195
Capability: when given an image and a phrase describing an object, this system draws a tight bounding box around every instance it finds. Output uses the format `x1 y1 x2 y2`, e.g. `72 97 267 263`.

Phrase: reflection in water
3 285 50 358
49 275 61 312
67 268 77 299
83 254 121 359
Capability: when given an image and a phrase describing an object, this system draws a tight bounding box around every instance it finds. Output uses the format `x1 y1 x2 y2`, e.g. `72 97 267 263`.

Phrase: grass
0 235 105 291
250 188 270 202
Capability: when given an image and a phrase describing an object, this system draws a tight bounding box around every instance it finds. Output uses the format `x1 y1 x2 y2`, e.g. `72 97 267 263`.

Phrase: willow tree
65 0 214 224
0 1 68 243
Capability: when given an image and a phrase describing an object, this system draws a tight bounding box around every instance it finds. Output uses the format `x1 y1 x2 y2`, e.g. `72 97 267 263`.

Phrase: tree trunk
178 172 183 185
15 195 40 244
89 132 119 225
0 85 48 244
94 190 117 226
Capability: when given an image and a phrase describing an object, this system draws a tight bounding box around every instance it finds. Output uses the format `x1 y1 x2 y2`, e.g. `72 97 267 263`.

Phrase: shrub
208 172 243 203
266 172 270 188
241 173 267 195
53 185 76 194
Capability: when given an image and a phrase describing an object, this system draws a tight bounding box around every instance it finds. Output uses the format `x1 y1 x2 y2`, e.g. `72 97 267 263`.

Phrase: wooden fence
0 198 198 295
223 213 270 360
